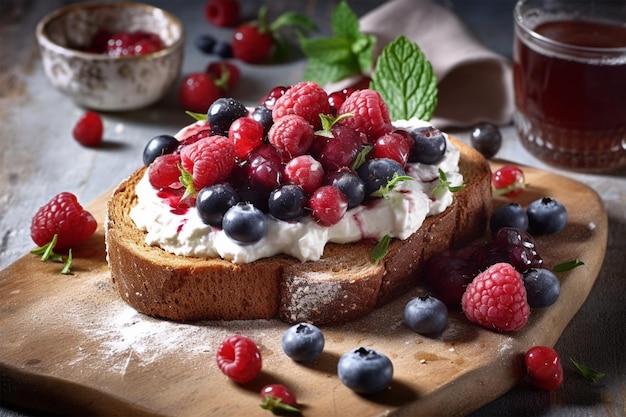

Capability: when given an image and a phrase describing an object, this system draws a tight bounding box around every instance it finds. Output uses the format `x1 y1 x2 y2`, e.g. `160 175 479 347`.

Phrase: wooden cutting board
0 162 607 417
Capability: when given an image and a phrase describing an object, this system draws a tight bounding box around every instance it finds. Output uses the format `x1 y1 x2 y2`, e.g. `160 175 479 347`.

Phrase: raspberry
461 262 530 332
72 111 103 147
268 115 314 160
272 81 330 130
30 192 97 249
179 72 221 113
283 155 324 194
205 0 240 27
337 89 392 142
216 335 262 383
148 153 183 189
180 135 235 193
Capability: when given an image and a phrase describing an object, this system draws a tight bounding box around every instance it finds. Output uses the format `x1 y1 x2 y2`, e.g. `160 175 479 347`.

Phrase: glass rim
514 0 626 55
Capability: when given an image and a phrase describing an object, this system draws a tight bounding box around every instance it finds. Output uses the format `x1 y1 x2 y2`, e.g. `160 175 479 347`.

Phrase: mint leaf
270 11 317 33
31 234 63 263
552 259 585 272
186 111 207 121
370 35 438 121
371 234 391 264
332 0 360 39
570 358 605 384
300 1 375 84
350 146 372 171
60 249 73 275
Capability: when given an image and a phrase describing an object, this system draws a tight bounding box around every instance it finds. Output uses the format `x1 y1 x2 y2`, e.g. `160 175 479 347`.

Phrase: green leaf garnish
570 358 605 384
371 234 391 264
259 395 301 414
30 234 63 263
432 169 465 199
30 234 73 274
178 163 196 200
350 146 372 171
300 1 375 84
370 35 438 121
185 111 207 121
371 173 413 198
552 259 585 272
60 249 73 275
315 112 354 138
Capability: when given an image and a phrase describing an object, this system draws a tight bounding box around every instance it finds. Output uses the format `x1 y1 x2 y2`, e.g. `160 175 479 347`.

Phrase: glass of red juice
513 0 626 172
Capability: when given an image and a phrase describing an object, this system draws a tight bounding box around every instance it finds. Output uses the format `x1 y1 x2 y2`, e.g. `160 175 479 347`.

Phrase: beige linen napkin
330 0 514 128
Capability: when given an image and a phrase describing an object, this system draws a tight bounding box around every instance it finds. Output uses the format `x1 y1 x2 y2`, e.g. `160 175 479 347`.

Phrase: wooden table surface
1 1 624 416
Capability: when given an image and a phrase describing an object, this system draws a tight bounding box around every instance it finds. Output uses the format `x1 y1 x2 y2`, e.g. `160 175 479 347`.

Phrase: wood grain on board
0 162 607 417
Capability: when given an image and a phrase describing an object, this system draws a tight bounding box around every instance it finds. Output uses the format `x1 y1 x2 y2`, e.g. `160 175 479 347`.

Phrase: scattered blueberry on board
404 294 449 335
282 322 325 362
337 347 394 395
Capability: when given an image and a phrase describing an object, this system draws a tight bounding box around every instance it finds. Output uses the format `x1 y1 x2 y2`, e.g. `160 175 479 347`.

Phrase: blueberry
142 134 179 166
251 105 273 136
357 158 406 196
403 294 448 335
195 34 217 54
222 202 268 245
522 268 560 308
470 122 502 159
268 184 307 221
527 197 567 234
213 40 233 58
407 126 447 164
337 347 393 395
328 171 365 209
282 323 325 362
490 203 529 235
207 97 248 136
196 183 240 227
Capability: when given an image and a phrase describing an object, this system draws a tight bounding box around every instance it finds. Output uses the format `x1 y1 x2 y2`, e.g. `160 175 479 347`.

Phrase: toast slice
105 137 492 325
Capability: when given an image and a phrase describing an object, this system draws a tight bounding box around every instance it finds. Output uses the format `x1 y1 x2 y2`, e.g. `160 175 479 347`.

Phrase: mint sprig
300 1 375 85
552 259 585 272
371 173 413 198
432 169 465 199
370 35 438 121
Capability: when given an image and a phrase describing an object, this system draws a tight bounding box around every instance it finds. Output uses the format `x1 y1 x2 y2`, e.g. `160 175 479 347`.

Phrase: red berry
284 155 325 194
179 73 221 113
216 335 262 383
328 88 356 114
261 85 288 109
229 117 264 160
268 115 314 160
461 262 530 332
232 23 274 64
180 135 235 193
492 165 526 197
309 185 348 227
148 153 183 189
260 384 301 413
525 346 563 390
72 111 103 147
372 132 410 166
272 81 330 129
30 192 97 249
338 89 393 142
206 61 241 93
105 31 164 57
310 124 363 171
205 0 240 27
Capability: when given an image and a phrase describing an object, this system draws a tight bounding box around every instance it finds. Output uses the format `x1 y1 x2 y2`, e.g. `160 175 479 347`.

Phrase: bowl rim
35 1 185 61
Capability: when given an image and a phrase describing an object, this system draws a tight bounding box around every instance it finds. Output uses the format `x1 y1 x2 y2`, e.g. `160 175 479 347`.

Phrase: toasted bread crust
105 137 491 325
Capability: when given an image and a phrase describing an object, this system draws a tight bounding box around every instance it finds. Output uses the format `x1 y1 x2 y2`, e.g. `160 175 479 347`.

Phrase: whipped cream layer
130 118 463 264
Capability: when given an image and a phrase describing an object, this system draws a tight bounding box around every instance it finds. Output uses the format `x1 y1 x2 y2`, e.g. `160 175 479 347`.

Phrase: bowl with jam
36 2 185 111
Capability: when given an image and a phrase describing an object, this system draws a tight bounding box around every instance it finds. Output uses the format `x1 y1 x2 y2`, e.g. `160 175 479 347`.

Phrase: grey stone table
1 1 624 416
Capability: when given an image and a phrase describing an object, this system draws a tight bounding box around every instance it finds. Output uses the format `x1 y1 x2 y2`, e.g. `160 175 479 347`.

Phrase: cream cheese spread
130 118 463 264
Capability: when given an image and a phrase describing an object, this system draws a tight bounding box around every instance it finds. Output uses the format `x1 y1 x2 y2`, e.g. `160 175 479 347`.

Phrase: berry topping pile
142 81 455 246
31 192 97 250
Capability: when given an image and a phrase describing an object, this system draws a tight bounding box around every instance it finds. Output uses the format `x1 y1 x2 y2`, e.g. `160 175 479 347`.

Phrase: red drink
514 6 626 171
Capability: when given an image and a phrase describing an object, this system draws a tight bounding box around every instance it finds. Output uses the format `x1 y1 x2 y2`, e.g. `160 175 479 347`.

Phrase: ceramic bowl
36 1 184 111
